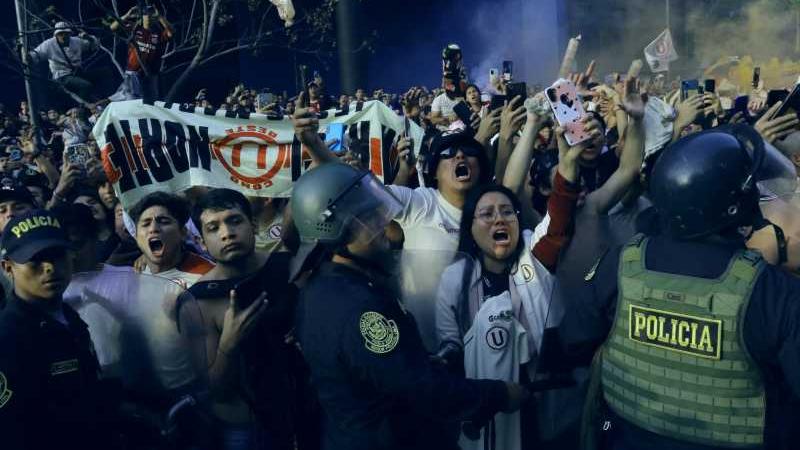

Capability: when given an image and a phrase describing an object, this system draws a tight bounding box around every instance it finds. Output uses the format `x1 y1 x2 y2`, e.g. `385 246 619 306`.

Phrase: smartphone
773 83 800 119
752 67 761 89
502 60 513 82
489 68 499 82
681 79 700 101
704 79 716 94
490 94 506 111
767 89 789 108
233 273 267 309
453 101 472 124
256 93 274 110
65 144 91 170
506 82 527 102
545 78 590 146
326 123 346 154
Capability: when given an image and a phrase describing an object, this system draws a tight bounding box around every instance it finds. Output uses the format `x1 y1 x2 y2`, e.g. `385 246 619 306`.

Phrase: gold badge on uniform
359 311 400 354
0 372 13 409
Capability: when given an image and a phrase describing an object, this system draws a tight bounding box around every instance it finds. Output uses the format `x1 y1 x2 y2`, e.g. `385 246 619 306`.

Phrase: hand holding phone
233 274 268 310
545 78 590 146
326 123 346 154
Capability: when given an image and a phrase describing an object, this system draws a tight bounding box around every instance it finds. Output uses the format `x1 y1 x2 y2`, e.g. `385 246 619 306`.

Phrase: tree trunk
164 0 221 103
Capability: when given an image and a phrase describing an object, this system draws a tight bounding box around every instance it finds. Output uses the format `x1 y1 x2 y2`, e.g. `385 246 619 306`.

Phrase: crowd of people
0 11 799 450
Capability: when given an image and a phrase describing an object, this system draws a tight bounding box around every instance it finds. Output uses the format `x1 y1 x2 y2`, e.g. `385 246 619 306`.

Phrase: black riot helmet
649 124 796 240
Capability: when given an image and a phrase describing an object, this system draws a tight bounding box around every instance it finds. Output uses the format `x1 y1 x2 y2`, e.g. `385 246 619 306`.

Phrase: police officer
0 210 115 449
557 125 800 450
292 163 529 450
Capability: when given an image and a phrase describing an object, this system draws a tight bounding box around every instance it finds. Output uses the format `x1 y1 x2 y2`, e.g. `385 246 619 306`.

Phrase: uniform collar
6 292 81 329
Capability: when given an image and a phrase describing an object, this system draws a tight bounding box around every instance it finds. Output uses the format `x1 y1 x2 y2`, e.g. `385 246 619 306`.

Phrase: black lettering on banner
290 134 303 181
628 305 722 360
103 123 136 193
186 126 212 171
163 121 190 173
381 125 397 185
138 119 173 182
119 120 154 187
348 121 371 168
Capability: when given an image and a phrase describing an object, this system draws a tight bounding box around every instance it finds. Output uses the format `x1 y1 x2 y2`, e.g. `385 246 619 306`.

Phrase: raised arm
530 117 599 271
494 96 527 182
292 92 337 167
501 99 547 194
583 74 645 215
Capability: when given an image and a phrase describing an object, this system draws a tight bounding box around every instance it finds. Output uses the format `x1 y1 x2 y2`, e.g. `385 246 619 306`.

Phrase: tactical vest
601 235 766 448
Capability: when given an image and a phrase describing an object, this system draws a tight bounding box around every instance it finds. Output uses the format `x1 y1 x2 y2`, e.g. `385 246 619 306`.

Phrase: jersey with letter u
601 235 767 448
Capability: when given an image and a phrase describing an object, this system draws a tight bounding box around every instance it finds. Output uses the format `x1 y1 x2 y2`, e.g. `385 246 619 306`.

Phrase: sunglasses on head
438 146 482 159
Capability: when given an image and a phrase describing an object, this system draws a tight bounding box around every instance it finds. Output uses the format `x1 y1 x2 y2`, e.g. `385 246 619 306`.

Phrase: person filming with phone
187 188 304 450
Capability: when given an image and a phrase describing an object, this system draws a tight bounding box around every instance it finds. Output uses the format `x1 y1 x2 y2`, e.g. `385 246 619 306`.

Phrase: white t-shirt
461 291 529 450
143 252 215 289
431 93 459 117
387 185 462 252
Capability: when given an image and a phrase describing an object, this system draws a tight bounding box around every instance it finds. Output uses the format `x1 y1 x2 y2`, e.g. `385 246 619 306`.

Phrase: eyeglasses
474 206 518 223
438 146 482 159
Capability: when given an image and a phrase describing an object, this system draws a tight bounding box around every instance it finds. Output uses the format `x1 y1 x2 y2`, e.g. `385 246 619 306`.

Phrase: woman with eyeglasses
435 111 601 450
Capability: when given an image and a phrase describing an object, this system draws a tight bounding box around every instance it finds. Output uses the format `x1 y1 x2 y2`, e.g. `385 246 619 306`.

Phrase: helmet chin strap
752 205 788 265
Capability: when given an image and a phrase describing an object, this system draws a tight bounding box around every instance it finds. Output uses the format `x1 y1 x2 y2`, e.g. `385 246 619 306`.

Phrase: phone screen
327 123 346 153
681 80 700 101
502 60 513 81
704 79 716 94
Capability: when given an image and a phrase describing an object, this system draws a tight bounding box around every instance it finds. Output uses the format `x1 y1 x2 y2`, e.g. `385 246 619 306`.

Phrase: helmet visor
756 142 798 201
334 173 403 245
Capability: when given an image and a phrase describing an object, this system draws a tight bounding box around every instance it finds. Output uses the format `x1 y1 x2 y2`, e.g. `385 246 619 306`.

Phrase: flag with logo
92 100 423 209
644 29 678 73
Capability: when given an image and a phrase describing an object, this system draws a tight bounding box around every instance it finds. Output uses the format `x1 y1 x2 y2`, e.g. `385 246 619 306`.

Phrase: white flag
644 29 678 73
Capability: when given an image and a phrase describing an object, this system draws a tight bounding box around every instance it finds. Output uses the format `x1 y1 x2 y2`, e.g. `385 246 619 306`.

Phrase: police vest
601 235 766 448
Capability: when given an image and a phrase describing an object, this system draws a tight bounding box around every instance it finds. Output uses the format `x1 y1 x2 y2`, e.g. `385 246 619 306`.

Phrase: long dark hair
452 184 526 337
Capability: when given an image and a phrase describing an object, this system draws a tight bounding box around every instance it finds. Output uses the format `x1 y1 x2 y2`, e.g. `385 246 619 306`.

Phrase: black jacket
296 261 508 450
0 294 115 449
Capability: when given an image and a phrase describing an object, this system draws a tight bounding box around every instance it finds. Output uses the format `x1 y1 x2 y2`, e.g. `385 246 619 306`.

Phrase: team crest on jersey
486 326 509 350
520 264 535 282
0 372 12 409
359 311 400 354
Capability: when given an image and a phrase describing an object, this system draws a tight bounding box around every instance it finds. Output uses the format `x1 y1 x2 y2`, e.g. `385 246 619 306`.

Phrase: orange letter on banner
100 144 122 184
370 137 382 177
257 145 268 169
232 143 242 167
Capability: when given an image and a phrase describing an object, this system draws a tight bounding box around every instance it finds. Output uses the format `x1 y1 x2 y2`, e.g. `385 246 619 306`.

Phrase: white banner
644 29 678 73
93 100 423 209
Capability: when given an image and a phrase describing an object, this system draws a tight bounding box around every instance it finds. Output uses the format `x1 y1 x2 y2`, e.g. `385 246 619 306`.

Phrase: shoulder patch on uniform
0 372 13 409
359 311 400 354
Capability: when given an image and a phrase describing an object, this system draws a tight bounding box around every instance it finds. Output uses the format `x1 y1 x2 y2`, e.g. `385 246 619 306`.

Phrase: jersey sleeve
386 185 433 229
340 300 507 422
435 260 469 352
